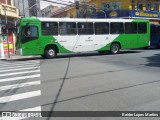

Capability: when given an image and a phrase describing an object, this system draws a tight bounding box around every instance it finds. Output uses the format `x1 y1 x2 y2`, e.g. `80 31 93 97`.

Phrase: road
0 49 160 120
40 49 160 120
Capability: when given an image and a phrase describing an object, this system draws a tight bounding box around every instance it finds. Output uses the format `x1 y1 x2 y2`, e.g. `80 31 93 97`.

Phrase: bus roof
20 17 149 23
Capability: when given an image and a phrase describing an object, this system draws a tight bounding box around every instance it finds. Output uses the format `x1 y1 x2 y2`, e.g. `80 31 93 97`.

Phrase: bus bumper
15 49 23 55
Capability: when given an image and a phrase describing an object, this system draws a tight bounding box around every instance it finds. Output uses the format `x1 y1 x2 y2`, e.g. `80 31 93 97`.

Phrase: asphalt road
39 49 160 120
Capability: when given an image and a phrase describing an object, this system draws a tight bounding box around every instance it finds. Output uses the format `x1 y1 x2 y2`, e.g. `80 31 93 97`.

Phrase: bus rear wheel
44 47 57 59
110 43 120 54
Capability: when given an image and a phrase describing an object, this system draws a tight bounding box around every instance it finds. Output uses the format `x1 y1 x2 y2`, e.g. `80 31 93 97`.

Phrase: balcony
0 3 19 18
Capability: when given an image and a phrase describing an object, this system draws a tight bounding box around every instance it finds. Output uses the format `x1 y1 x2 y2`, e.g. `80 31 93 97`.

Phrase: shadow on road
5 50 142 62
143 53 160 67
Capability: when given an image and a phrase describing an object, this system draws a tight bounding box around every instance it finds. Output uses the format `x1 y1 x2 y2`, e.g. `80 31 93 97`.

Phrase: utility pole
4 0 10 58
75 0 79 18
0 18 5 59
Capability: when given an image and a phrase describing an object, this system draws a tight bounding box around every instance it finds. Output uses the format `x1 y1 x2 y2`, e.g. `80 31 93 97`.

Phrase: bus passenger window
78 22 93 35
42 22 58 35
125 23 137 34
95 22 109 35
110 22 124 34
138 23 147 34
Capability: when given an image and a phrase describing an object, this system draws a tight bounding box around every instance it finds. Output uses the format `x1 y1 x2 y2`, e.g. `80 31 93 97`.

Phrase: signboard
2 34 14 54
130 10 160 18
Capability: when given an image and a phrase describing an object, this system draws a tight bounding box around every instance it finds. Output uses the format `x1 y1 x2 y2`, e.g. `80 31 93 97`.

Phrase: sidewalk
1 54 42 61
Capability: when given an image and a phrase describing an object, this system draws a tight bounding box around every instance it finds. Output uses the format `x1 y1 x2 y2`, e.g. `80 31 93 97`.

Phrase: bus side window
95 22 109 35
138 23 147 34
78 22 93 35
22 26 38 40
125 23 137 34
42 22 58 35
110 22 124 34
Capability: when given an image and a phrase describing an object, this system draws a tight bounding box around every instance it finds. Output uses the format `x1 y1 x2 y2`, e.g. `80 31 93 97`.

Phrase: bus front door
21 25 41 55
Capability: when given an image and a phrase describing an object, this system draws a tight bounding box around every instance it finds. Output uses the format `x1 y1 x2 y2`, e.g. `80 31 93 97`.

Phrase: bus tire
110 43 120 54
44 47 57 59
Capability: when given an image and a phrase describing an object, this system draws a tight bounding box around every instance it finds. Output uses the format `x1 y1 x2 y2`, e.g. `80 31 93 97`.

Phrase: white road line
0 65 38 70
0 62 39 67
0 70 40 77
20 106 41 111
0 81 40 91
1 61 40 64
0 67 40 73
0 90 41 103
0 74 40 83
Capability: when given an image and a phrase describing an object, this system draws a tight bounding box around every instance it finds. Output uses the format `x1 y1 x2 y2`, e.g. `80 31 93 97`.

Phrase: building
41 5 59 17
0 0 19 55
52 0 160 24
13 0 41 17
13 0 29 17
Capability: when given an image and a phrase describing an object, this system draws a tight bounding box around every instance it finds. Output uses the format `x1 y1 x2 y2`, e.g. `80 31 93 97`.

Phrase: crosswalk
0 60 41 119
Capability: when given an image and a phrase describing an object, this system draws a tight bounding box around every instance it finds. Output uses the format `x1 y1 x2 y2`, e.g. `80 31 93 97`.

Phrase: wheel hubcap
49 49 55 56
112 45 118 53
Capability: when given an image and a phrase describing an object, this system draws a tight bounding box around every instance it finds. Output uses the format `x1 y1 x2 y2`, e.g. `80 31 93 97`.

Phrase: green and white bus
15 17 150 58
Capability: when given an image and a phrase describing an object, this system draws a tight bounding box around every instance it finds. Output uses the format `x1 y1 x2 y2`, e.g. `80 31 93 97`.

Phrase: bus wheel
110 43 120 54
44 47 57 59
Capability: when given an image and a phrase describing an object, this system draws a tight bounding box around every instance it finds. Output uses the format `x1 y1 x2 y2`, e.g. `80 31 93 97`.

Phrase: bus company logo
135 12 140 16
109 11 118 17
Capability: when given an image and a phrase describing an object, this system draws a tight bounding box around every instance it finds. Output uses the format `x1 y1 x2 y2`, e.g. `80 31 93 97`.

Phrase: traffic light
75 1 79 9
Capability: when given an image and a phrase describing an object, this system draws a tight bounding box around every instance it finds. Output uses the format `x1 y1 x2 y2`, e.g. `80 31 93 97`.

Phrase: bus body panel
15 17 150 57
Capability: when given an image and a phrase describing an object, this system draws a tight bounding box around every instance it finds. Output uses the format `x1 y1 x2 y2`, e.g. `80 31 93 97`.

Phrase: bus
150 24 160 48
15 17 150 59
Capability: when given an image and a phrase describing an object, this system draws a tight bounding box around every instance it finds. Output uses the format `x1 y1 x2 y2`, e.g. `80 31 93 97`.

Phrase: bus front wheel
44 47 57 59
110 43 120 54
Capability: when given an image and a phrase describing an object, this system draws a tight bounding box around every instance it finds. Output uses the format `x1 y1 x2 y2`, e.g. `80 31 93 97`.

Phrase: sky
40 0 75 9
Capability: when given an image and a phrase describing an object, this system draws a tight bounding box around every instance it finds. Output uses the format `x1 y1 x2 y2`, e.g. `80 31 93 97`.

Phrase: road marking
0 66 40 73
0 70 40 77
0 64 38 70
20 106 41 111
0 62 39 67
0 74 40 83
0 81 40 91
0 90 41 103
